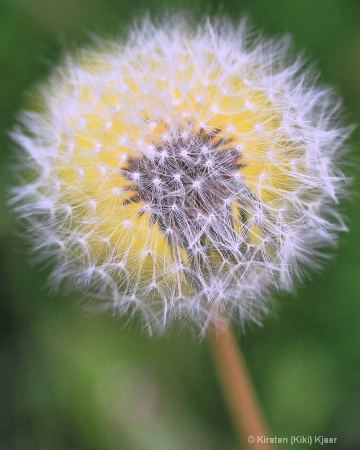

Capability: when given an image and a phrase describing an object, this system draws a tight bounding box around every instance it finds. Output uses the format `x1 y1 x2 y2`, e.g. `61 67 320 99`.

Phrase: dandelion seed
11 17 352 333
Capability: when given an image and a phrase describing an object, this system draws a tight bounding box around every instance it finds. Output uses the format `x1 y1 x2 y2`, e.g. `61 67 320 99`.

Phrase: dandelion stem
209 320 273 450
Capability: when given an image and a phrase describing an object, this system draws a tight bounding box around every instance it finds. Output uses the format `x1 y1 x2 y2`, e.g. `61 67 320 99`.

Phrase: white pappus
10 16 352 334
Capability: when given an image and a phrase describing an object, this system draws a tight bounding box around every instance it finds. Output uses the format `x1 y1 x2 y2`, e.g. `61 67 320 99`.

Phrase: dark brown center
121 127 247 253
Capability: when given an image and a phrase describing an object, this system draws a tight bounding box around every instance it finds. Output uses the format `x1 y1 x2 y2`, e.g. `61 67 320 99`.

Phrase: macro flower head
11 17 351 333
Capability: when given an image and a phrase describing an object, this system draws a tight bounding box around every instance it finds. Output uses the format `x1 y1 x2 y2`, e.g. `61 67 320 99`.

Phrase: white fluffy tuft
10 17 352 334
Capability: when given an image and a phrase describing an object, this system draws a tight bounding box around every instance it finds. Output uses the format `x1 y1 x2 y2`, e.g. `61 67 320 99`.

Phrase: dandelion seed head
11 17 352 333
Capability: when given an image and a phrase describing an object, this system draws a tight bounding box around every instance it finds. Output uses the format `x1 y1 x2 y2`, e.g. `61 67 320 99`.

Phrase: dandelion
11 16 351 335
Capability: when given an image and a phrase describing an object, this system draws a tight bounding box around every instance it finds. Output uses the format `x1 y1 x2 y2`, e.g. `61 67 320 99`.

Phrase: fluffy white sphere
11 17 351 333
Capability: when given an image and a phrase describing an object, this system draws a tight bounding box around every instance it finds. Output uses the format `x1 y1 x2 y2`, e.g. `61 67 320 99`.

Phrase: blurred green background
1 0 360 449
